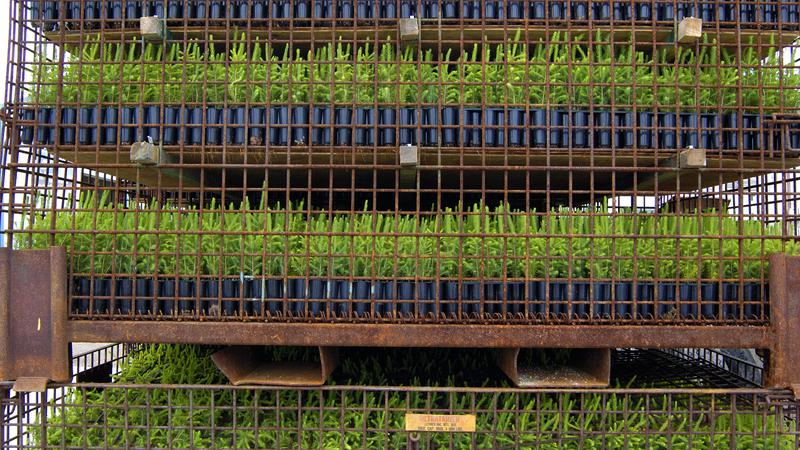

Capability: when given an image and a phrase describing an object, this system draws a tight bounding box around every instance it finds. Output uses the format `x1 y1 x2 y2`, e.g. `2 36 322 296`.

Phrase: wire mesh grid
1 346 798 449
2 0 800 325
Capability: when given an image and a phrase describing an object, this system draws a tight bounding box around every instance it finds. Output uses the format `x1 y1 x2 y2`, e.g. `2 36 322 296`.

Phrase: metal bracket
0 247 70 391
496 348 610 388
131 138 169 166
665 147 707 169
399 144 418 187
675 17 703 44
400 16 420 43
140 16 169 41
211 346 339 386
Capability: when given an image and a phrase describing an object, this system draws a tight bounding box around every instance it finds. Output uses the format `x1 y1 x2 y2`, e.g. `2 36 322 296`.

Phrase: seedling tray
71 276 765 321
20 106 796 152
28 0 800 31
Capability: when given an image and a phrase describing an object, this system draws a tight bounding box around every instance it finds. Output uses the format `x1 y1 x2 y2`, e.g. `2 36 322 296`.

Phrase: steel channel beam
69 321 770 349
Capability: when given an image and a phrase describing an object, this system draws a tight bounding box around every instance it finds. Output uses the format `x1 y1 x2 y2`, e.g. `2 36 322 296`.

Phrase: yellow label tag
405 414 477 433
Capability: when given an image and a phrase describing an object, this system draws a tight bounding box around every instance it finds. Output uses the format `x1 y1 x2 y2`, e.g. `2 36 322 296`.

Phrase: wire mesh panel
2 344 799 449
2 1 800 325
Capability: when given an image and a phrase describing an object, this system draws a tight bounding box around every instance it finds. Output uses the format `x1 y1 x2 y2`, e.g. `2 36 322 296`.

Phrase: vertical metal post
766 254 800 390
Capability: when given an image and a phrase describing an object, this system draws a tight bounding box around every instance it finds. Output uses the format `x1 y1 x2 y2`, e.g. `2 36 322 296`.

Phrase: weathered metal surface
0 247 69 387
212 346 338 386
496 348 610 388
69 321 770 349
765 254 800 389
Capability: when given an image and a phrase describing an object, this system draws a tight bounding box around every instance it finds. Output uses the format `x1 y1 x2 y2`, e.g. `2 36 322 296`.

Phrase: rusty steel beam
765 254 800 390
68 321 770 349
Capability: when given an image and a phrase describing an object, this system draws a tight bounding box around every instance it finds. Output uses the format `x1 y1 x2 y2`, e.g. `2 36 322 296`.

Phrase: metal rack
2 0 800 393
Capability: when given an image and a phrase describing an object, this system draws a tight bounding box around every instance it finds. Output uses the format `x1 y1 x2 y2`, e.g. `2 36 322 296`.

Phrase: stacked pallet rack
2 0 800 445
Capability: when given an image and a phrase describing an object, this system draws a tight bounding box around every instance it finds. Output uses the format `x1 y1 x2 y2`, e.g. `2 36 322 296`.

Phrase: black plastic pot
680 113 699 149
210 0 223 19
443 0 458 18
193 0 207 22
352 280 371 316
357 0 373 19
266 278 283 314
636 0 652 19
178 279 195 314
290 106 310 146
378 108 396 146
101 107 117 145
530 1 545 19
288 279 306 315
185 107 203 145
549 0 563 18
464 1 480 19
422 107 438 146
677 283 698 319
615 111 634 148
571 110 589 148
763 3 777 22
526 281 545 316
313 106 332 146
379 0 395 19
548 282 568 317
400 0 414 17
614 282 631 318
37 108 53 145
592 282 611 318
417 281 436 317
144 105 160 143
60 107 77 145
442 107 459 146
613 1 629 20
461 281 481 316
74 277 91 313
168 0 182 19
547 109 562 147
221 279 240 316
206 107 221 145
334 107 352 146
396 280 414 317
743 283 763 319
463 108 482 147
271 106 289 146
636 282 655 319
78 107 96 145
724 113 739 150
718 2 732 22
115 278 133 314
334 0 354 22
506 108 526 147
699 282 718 319
637 111 652 148
571 282 590 318
484 281 504 315
163 106 180 145
308 279 325 316
399 108 416 146
248 107 266 146
355 107 373 146
739 2 755 23
593 1 609 19
658 112 677 149
296 0 311 21
571 1 589 19
203 279 219 316
124 1 140 21
229 107 246 145
20 109 34 144
700 113 718 150
656 283 677 319
507 1 523 19
314 0 332 23
135 278 151 315
441 281 458 316
658 2 674 20
330 279 350 315
252 0 267 18
374 281 395 316
485 108 504 147
159 279 176 315
595 110 612 148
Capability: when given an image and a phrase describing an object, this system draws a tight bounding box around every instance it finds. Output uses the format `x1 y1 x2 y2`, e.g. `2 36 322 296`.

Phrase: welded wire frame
2 384 799 449
3 0 800 325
